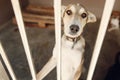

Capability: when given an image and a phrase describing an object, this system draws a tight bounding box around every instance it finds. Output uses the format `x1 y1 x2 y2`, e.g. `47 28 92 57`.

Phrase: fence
0 0 115 80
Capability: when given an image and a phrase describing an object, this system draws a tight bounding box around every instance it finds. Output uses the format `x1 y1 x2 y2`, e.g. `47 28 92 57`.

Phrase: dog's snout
70 25 79 33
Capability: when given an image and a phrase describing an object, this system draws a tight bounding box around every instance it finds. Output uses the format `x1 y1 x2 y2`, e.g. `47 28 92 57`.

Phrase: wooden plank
26 5 54 16
0 60 10 80
13 12 54 27
22 12 54 20
13 17 54 26
23 17 54 24
22 12 54 24
13 18 47 28
12 5 55 28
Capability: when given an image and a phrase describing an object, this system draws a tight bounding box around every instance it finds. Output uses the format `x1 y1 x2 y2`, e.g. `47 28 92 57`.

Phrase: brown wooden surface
25 5 54 16
12 4 54 28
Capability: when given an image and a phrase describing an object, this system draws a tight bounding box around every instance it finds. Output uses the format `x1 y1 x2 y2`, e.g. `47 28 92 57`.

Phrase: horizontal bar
0 42 17 80
10 0 36 80
87 0 115 80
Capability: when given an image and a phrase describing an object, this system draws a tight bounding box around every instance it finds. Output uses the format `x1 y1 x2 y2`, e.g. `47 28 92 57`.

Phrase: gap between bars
10 0 37 80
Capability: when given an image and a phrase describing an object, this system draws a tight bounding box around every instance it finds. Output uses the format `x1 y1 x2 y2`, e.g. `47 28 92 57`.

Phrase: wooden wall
0 0 120 25
29 0 120 18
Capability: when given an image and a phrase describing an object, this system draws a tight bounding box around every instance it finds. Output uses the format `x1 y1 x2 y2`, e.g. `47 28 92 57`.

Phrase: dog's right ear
61 6 67 18
87 11 97 23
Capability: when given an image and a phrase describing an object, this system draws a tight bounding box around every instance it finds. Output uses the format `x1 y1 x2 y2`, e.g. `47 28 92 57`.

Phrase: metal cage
0 0 115 80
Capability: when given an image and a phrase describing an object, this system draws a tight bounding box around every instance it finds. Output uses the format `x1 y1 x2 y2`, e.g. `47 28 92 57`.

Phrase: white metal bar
10 0 36 80
0 60 10 80
54 0 61 80
0 42 16 80
87 0 115 80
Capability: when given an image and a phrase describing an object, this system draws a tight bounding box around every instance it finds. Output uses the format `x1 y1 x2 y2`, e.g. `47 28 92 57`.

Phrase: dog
107 11 120 46
108 11 120 32
37 4 96 80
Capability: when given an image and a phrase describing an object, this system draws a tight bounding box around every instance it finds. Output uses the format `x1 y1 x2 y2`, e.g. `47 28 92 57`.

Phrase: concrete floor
0 20 120 80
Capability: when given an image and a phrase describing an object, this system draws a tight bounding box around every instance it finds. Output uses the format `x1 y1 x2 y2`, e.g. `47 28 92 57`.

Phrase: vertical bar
0 60 10 80
10 0 36 80
87 0 115 80
54 0 61 80
0 42 16 80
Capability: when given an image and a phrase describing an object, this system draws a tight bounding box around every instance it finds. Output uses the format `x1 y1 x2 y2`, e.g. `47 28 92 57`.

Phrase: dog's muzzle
70 25 80 34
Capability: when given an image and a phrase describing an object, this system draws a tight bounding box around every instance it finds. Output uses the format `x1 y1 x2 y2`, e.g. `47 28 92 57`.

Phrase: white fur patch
70 5 76 13
111 18 119 27
108 18 119 32
79 8 85 14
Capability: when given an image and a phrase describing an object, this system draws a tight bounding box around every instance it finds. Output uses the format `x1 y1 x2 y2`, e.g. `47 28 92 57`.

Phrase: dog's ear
87 11 97 23
61 5 66 18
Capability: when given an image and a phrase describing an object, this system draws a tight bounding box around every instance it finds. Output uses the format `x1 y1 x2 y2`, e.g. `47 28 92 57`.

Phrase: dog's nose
70 25 79 33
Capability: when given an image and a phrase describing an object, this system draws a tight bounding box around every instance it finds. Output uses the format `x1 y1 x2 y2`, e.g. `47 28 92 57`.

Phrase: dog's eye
66 10 72 15
81 13 87 18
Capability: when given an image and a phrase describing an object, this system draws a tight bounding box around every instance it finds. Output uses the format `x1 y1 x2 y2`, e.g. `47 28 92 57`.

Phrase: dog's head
108 11 120 32
62 4 96 38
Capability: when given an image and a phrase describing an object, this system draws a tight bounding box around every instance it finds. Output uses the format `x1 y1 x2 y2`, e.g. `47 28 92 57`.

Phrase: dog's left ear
87 11 97 23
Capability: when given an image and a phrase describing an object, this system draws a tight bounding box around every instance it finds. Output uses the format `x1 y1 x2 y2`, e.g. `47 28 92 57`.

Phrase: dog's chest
53 36 85 79
61 46 83 68
61 39 84 68
61 36 85 79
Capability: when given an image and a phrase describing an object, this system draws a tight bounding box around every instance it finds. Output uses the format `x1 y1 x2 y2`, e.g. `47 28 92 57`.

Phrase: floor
0 19 120 80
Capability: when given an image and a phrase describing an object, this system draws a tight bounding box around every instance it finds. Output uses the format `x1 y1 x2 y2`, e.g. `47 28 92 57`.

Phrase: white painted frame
0 42 16 80
0 0 115 80
54 0 62 80
87 0 115 80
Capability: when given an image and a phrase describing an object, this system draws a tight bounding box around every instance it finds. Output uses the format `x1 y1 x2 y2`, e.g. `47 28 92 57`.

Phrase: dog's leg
74 59 84 80
37 57 57 80
108 27 118 32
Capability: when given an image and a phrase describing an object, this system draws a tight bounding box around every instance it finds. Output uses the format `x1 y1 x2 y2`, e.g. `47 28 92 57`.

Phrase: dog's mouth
66 30 82 39
70 31 82 36
69 32 79 36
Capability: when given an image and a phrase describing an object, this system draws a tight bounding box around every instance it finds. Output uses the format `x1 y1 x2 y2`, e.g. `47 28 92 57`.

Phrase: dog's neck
65 36 81 42
65 35 82 49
